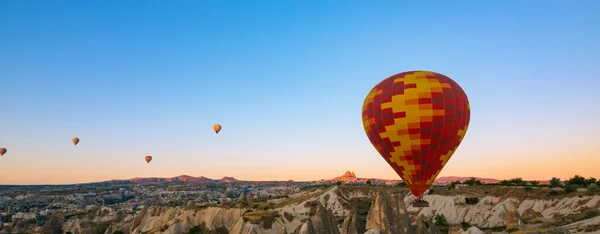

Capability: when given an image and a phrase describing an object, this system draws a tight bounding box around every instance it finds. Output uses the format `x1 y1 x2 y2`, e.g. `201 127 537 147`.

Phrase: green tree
336 181 342 186
366 180 372 186
550 177 562 187
509 178 525 186
567 175 586 186
396 182 406 187
529 181 540 186
464 177 482 185
585 177 597 186
499 180 511 186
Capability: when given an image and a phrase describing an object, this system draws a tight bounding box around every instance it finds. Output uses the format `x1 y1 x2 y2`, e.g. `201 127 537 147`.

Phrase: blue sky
1 0 599 184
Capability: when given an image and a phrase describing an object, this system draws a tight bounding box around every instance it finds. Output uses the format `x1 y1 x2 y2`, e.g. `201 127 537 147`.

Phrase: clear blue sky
1 0 599 184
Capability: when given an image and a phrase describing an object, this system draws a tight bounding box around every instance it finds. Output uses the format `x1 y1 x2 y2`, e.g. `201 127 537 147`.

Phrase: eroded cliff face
17 186 599 234
365 191 414 234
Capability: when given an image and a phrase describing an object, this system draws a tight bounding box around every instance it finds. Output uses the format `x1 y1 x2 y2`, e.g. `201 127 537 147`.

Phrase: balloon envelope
213 124 222 134
72 138 80 146
0 148 6 156
361 71 470 197
145 156 152 163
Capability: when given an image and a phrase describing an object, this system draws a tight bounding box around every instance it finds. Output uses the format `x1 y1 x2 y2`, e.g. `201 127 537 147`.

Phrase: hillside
6 185 599 234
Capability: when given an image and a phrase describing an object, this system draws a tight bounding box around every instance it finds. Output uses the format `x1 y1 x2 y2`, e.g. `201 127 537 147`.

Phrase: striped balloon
362 71 470 197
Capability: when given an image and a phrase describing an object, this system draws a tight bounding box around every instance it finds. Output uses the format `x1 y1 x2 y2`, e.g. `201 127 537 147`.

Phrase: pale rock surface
366 191 414 234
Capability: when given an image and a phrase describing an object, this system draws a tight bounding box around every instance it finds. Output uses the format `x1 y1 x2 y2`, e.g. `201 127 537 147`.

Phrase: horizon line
0 173 586 186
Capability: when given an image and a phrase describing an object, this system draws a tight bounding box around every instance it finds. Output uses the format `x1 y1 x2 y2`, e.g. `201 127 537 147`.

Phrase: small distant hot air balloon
183 177 189 184
145 155 152 163
362 71 470 207
0 148 6 156
72 138 80 146
213 124 222 134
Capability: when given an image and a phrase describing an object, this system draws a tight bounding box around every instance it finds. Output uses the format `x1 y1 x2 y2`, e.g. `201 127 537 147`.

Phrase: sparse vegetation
366 180 372 185
567 175 587 187
215 226 230 234
587 183 599 195
242 210 280 227
564 184 578 193
91 222 110 234
463 177 482 185
433 214 449 233
465 197 480 204
350 198 372 216
499 177 527 186
550 177 562 187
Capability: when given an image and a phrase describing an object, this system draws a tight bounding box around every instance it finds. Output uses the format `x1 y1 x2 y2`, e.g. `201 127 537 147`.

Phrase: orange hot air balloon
362 71 470 199
0 148 6 156
72 138 80 146
183 177 189 184
145 156 153 163
213 124 222 134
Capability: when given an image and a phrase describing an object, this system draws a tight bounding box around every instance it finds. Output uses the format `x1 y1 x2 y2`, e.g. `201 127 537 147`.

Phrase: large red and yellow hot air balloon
213 124 222 134
72 138 80 146
362 71 470 201
145 156 153 163
0 148 6 156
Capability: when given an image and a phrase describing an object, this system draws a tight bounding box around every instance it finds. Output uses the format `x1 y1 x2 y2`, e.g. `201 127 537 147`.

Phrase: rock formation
341 208 366 234
365 191 414 234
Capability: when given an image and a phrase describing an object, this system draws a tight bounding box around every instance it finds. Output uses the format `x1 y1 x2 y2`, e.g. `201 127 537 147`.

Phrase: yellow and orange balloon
0 148 6 157
72 138 80 146
362 71 470 197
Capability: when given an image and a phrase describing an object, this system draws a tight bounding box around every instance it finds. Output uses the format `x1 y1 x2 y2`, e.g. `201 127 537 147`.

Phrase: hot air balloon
362 71 470 207
72 138 80 146
0 148 6 156
183 177 189 184
213 124 222 134
145 156 152 163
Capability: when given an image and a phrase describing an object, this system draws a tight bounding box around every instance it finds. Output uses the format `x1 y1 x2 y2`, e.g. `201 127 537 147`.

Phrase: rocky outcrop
365 191 414 234
414 215 428 234
45 187 600 234
427 224 441 234
295 203 340 234
406 194 600 229
341 208 366 234
505 199 522 232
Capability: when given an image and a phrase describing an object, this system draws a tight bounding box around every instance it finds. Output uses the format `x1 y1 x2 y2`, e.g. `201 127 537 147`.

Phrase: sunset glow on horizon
1 1 599 185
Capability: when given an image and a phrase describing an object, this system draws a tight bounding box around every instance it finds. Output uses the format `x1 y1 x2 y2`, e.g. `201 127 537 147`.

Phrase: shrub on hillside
433 214 449 231
585 178 597 186
465 197 480 204
564 184 578 193
550 177 562 187
567 175 587 186
464 177 482 185
587 183 599 195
